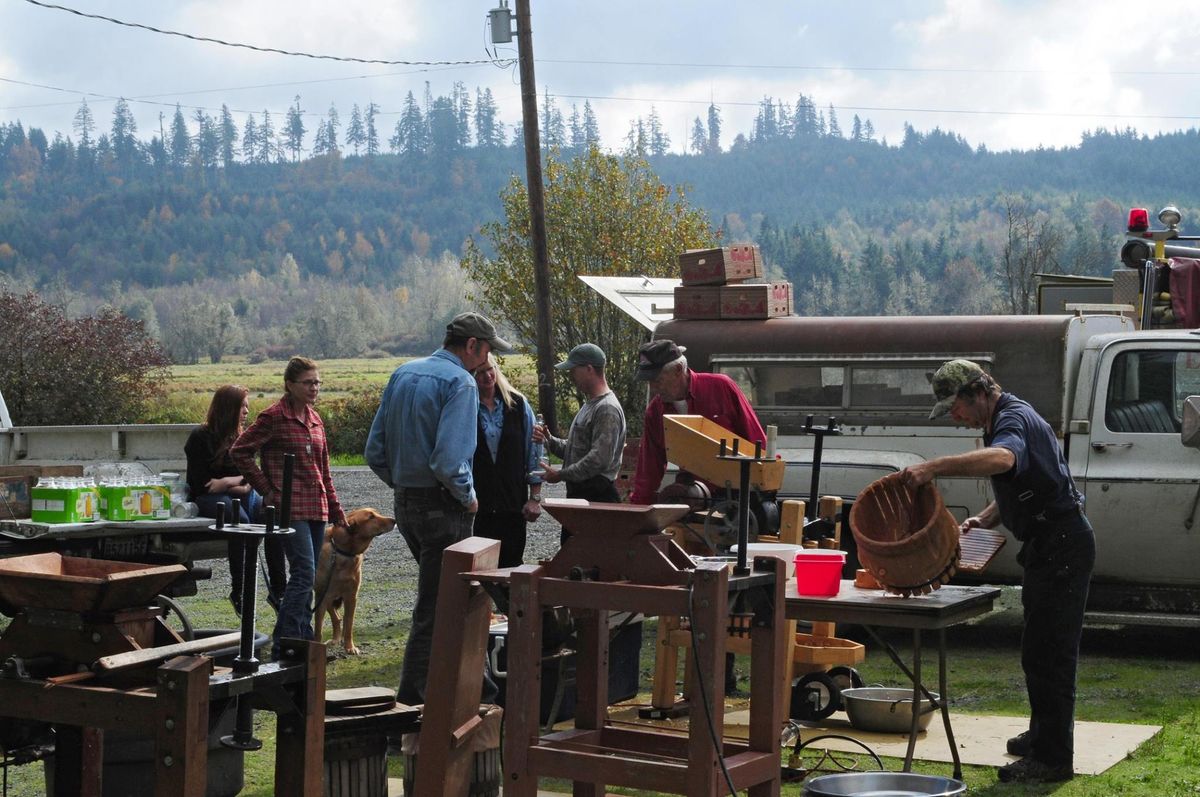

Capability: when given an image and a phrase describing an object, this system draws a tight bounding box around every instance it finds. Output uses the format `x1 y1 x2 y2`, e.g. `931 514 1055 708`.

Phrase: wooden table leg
572 607 610 797
749 558 786 797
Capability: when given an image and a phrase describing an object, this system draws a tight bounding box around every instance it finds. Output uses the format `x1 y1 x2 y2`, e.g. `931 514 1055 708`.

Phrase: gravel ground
197 467 568 621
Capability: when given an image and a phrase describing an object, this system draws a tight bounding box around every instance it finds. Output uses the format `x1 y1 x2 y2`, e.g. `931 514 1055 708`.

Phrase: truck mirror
1182 396 1200 448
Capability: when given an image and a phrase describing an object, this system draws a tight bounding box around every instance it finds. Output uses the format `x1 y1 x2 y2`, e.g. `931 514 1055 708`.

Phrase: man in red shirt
630 338 767 695
629 339 767 505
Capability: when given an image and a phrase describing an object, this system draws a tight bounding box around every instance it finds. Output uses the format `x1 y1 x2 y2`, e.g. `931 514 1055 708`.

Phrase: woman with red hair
186 384 286 615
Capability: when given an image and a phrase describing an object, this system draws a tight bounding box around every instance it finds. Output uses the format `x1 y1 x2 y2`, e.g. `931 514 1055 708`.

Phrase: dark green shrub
321 389 382 458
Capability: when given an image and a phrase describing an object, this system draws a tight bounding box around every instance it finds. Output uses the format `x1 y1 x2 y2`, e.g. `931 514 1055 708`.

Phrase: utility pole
514 0 557 433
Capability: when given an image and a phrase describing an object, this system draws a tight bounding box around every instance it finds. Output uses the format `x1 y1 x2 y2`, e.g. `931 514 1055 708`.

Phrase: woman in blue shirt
472 354 542 568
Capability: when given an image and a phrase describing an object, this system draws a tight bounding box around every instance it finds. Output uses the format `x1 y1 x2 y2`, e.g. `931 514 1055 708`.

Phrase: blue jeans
272 519 326 653
394 489 496 705
196 489 261 524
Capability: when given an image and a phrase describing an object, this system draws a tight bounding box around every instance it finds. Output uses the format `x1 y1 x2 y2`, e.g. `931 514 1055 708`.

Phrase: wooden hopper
663 416 785 492
0 552 186 613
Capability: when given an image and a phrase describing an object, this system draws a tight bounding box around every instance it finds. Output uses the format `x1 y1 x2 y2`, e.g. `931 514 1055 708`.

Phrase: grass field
146 354 541 426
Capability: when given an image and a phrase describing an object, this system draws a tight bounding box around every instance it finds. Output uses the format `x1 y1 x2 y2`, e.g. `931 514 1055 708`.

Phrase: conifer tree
346 104 365 155
219 105 238 168
258 110 276 163
582 101 600 147
284 95 305 162
365 102 381 156
241 115 259 163
168 105 190 169
706 102 721 153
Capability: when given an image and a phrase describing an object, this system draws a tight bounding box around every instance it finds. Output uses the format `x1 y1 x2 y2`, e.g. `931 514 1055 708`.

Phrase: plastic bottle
533 413 546 472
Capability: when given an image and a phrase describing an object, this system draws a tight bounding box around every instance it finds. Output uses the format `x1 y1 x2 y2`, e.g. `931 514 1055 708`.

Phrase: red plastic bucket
794 550 847 596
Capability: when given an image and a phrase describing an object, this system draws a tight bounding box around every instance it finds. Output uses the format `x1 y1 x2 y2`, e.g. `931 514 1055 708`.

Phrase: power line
0 64 475 117
549 92 1200 122
21 0 514 68
541 57 1200 79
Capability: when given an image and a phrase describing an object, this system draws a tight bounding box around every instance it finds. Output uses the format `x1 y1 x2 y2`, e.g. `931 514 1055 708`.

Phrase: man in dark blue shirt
902 359 1095 785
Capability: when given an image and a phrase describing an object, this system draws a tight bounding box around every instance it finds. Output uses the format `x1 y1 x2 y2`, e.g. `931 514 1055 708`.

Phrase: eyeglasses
291 379 322 388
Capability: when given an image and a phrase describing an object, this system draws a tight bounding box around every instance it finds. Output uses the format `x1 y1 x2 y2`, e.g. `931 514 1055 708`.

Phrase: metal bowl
803 771 965 797
841 687 939 734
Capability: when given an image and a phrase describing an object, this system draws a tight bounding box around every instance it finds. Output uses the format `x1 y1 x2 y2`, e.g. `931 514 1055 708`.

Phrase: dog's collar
331 540 356 558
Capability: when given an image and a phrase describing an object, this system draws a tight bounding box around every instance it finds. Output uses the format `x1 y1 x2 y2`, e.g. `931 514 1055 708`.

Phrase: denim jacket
365 349 478 507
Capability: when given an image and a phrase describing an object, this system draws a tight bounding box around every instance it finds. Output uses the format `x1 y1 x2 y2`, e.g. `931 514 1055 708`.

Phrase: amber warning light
1128 207 1150 233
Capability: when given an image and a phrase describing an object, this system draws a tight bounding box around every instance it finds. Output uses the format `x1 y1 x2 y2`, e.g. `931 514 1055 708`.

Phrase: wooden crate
791 632 866 666
0 475 34 520
720 281 794 319
673 286 722 320
679 245 763 286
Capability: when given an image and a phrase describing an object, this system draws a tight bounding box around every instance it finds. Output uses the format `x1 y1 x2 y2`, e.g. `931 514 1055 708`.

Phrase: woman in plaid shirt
232 356 347 657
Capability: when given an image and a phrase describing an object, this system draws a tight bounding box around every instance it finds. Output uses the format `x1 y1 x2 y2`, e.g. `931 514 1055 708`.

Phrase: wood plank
96 632 240 672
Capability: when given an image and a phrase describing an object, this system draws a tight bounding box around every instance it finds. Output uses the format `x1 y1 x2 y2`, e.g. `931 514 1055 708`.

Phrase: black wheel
826 665 864 697
155 594 195 641
790 671 840 722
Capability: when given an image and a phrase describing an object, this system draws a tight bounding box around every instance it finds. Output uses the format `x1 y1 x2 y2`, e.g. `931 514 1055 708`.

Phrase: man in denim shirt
366 312 511 706
901 359 1094 785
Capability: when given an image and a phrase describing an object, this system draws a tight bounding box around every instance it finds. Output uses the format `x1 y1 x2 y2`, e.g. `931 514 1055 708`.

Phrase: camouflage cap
928 359 986 420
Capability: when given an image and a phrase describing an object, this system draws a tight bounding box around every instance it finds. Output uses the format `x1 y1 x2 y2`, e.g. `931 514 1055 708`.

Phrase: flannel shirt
231 396 345 525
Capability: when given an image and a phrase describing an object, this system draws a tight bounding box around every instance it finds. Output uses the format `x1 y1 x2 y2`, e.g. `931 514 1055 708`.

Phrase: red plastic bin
794 550 847 596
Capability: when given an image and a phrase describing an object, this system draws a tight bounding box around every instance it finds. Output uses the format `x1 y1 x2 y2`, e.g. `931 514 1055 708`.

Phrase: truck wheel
790 671 840 721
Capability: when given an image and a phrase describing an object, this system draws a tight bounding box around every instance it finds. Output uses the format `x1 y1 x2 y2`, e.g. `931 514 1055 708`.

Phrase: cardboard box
0 475 34 520
673 286 722 320
678 245 763 286
31 483 99 524
100 483 171 521
720 282 794 319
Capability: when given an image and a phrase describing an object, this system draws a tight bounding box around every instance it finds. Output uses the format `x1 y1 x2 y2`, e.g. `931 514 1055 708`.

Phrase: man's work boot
1006 729 1034 757
997 757 1073 784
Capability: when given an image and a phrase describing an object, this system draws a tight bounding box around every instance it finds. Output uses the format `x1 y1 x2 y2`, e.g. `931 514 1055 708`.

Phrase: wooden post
514 0 556 430
414 537 501 797
504 565 544 797
685 563 728 796
154 655 212 797
274 640 327 796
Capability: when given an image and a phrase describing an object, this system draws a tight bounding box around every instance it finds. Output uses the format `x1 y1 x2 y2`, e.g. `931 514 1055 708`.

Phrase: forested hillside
2 84 1198 358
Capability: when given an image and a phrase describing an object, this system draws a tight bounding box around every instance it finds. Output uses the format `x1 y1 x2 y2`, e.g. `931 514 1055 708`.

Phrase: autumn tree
999 194 1063 314
0 290 170 424
461 147 717 430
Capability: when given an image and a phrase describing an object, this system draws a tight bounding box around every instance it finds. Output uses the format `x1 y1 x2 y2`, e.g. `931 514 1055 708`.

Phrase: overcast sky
2 0 1199 155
